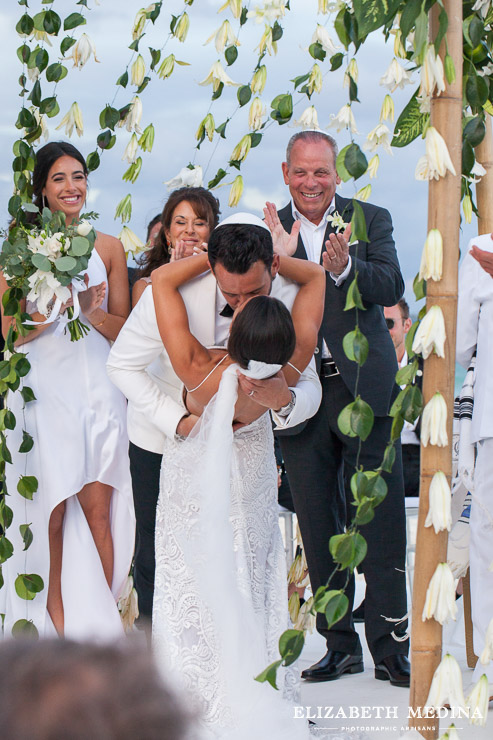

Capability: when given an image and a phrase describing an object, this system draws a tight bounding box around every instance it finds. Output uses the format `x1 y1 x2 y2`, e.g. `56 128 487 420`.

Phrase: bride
150 234 324 739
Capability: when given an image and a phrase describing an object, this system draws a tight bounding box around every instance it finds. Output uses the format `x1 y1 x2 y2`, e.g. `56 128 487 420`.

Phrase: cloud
241 184 287 214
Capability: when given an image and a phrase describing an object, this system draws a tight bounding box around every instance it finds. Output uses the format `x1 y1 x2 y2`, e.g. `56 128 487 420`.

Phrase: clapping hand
78 274 106 317
263 202 301 256
170 240 208 262
322 223 351 276
471 242 493 279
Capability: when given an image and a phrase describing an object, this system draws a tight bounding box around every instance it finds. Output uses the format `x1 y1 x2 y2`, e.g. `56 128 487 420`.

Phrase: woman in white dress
0 141 135 639
150 243 325 739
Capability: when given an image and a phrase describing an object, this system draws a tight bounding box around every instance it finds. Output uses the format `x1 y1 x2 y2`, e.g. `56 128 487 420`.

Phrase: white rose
77 220 92 237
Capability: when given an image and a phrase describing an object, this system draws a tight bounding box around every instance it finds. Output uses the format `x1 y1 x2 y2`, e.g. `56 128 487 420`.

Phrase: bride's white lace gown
152 366 308 740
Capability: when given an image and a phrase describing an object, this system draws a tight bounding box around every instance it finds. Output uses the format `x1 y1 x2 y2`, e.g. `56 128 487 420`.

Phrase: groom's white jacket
107 269 322 454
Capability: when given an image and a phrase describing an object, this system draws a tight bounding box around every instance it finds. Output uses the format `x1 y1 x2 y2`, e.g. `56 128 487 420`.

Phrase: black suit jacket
278 194 404 417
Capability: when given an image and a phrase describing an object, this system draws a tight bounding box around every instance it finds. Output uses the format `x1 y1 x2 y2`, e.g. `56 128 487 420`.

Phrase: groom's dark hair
207 224 273 273
228 295 295 369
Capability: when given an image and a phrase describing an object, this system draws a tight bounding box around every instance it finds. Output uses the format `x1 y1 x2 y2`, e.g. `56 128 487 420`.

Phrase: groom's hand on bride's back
176 413 200 438
237 371 292 411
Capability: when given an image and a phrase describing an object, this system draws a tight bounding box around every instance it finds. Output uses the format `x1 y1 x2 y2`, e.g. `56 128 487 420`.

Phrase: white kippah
240 360 282 380
216 212 270 232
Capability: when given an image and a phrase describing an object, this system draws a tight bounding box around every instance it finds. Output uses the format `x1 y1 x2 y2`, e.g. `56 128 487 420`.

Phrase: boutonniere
326 210 348 233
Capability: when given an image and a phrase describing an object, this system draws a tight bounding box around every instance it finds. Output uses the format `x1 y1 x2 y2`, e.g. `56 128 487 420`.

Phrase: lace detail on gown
153 366 306 739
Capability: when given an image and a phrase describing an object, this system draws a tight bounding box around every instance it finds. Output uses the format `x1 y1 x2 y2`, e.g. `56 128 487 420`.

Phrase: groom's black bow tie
219 303 234 318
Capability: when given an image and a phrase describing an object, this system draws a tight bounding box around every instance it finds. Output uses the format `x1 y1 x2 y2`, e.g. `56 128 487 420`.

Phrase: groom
107 213 322 620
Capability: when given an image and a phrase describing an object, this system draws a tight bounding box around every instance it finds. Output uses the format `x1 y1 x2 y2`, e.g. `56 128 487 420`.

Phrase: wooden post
475 116 493 235
409 2 463 738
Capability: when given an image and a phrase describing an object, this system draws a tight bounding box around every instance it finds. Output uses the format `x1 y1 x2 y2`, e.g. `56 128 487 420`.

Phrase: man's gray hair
285 130 339 166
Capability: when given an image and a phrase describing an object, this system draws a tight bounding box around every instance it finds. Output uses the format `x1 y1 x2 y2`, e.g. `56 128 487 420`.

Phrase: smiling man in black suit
268 129 410 687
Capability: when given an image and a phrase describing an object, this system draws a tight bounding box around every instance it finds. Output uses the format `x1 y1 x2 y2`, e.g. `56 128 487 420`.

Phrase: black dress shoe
301 650 364 682
374 654 410 687
352 599 365 623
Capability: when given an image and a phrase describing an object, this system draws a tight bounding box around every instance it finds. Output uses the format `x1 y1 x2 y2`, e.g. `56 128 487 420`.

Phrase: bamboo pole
475 115 493 235
409 2 463 738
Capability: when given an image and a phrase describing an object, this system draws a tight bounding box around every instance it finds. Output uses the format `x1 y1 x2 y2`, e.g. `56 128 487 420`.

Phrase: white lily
419 44 446 100
198 60 238 93
122 157 142 184
425 471 452 533
28 66 40 83
248 98 265 131
117 574 139 633
472 0 491 18
307 63 323 95
293 105 320 130
251 65 267 94
463 195 472 224
368 155 380 178
480 617 493 664
416 126 457 181
419 228 443 281
343 58 358 88
68 33 100 69
364 123 393 155
422 563 457 624
289 593 315 633
256 25 278 56
26 270 71 316
355 185 372 202
31 108 49 143
380 58 413 93
173 12 190 42
131 55 146 87
122 133 139 164
326 211 348 233
421 392 448 447
412 305 446 359
312 24 339 55
228 175 243 207
329 104 358 134
205 20 239 53
117 96 142 135
165 165 203 191
468 161 487 183
390 28 407 59
115 194 132 223
138 124 155 152
247 1 286 24
465 674 489 726
132 6 154 40
425 653 466 713
55 102 84 138
118 226 146 257
218 0 242 19
380 95 395 123
230 135 251 163
196 113 215 142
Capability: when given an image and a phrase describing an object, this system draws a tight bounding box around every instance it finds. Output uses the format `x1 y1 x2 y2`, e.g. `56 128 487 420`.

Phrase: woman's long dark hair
228 296 296 370
32 141 88 212
136 187 220 279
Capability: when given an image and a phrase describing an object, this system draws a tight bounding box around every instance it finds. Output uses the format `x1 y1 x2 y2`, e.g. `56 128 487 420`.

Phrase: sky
0 0 478 314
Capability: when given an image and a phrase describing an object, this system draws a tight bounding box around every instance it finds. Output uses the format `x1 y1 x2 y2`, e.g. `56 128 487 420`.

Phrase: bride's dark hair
228 296 296 370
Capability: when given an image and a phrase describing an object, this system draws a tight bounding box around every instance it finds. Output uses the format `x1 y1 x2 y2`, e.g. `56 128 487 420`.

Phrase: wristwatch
275 390 296 417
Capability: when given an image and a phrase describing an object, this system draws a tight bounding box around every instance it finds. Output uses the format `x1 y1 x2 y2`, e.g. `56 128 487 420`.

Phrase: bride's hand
79 276 106 317
263 201 300 257
237 370 292 411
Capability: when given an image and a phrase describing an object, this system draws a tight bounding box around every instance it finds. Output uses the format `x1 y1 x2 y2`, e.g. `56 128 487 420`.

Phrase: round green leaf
68 236 90 256
12 619 39 639
17 475 38 500
54 255 77 272
237 85 252 107
16 14 34 36
31 253 52 272
329 533 356 569
43 10 61 35
342 328 369 366
350 397 374 441
225 45 238 66
337 403 358 438
344 143 368 180
15 573 44 600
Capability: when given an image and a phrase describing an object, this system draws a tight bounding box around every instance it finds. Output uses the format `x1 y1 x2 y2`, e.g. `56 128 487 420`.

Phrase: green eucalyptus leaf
12 619 39 639
254 659 283 689
17 475 38 500
31 253 52 272
68 236 90 256
15 573 44 600
279 629 304 666
325 591 349 628
19 524 33 551
54 255 77 272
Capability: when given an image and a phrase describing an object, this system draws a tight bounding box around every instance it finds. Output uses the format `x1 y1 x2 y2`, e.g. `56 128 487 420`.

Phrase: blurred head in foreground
0 639 193 740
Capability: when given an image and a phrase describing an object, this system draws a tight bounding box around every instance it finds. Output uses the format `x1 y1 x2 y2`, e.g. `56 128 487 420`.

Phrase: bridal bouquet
0 205 98 341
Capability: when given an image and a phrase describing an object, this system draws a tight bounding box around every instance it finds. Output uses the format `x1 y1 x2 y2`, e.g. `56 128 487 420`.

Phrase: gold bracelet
92 311 107 328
